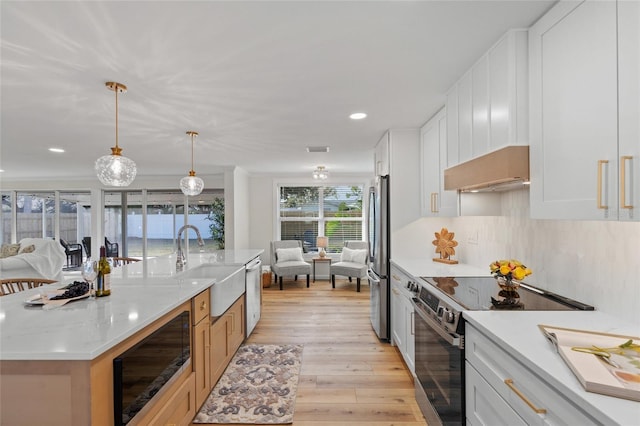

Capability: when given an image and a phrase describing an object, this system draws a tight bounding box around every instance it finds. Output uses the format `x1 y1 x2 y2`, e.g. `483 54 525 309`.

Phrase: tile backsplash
394 188 640 325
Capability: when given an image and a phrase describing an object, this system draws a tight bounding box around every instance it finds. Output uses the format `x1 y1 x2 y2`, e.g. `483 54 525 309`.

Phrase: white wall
393 188 640 325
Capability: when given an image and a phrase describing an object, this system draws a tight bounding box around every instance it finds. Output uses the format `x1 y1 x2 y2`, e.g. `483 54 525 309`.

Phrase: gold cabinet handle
200 300 207 311
430 192 439 213
621 156 633 209
504 379 547 414
597 160 609 209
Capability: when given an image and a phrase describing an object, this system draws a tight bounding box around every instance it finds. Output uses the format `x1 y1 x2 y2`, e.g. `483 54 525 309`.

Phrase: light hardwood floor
243 277 427 426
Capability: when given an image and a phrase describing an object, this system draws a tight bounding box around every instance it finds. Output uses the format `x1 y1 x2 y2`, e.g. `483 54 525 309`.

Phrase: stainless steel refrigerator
367 175 390 341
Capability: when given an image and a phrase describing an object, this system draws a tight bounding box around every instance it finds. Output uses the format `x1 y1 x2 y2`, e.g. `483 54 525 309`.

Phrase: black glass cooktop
419 276 594 311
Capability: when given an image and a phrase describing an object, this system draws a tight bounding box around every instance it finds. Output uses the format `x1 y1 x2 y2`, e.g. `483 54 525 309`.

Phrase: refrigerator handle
366 269 381 283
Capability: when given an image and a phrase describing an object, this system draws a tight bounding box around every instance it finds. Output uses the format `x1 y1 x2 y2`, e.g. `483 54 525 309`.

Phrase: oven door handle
412 300 461 346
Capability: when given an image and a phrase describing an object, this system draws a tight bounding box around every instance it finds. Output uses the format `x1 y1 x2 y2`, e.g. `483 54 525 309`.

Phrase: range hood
444 145 529 192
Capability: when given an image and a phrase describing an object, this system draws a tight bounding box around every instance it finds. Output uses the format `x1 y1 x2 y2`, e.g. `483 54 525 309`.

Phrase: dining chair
270 240 311 290
0 278 57 296
330 241 369 292
60 239 83 268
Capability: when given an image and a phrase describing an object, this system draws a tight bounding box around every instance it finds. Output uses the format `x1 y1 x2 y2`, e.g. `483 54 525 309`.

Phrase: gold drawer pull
597 160 608 209
200 300 207 311
621 156 633 209
504 379 547 414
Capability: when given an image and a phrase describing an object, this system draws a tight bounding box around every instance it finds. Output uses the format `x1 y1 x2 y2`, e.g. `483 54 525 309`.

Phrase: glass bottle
96 246 112 297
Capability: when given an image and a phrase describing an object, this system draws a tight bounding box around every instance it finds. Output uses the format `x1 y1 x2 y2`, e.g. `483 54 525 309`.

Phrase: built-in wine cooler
113 310 191 426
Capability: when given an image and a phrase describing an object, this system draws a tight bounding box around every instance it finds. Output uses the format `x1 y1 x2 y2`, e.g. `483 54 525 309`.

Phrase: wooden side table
312 257 331 282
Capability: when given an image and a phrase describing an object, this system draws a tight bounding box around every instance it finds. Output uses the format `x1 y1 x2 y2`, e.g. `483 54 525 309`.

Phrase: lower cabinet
390 265 415 375
466 324 600 425
210 295 245 387
148 372 197 426
192 289 211 408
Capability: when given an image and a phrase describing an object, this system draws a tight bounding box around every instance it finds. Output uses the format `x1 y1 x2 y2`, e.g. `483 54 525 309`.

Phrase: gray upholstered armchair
270 240 311 290
330 241 369 292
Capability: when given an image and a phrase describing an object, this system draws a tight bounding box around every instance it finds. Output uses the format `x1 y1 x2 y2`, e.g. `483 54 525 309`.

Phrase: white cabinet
466 323 600 425
529 0 639 221
374 132 390 176
617 0 640 222
420 108 458 217
389 265 415 375
472 55 490 158
446 30 528 167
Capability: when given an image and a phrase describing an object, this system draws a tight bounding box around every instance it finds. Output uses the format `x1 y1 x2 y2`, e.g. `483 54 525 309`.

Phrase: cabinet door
149 373 196 426
446 86 459 168
458 71 473 163
402 295 415 375
472 55 490 158
390 283 406 353
193 318 211 409
421 109 458 217
375 132 390 176
618 0 640 221
229 296 245 352
421 112 441 217
529 0 618 220
210 314 231 387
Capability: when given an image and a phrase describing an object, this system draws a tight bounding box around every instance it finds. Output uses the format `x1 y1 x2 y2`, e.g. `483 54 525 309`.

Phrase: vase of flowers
490 259 532 291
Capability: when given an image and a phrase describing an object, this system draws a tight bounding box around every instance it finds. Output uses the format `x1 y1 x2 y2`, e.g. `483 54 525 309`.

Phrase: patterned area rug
194 344 303 424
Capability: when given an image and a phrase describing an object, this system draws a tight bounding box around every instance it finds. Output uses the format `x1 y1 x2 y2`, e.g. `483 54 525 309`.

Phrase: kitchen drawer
466 361 526 426
466 325 599 425
192 289 210 325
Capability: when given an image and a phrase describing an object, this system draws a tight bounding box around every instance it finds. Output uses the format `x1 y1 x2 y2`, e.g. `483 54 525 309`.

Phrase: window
278 185 364 253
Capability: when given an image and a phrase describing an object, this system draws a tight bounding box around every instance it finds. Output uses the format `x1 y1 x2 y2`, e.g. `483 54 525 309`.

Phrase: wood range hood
444 145 530 192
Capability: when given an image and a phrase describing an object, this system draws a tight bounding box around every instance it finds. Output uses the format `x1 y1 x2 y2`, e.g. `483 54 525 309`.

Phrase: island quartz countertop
0 250 263 361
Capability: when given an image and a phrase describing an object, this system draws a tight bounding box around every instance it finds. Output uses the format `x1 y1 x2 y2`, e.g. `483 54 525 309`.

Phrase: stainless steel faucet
176 224 205 271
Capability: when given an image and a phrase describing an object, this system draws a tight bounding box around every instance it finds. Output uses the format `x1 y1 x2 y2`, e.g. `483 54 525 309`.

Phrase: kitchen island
0 249 262 425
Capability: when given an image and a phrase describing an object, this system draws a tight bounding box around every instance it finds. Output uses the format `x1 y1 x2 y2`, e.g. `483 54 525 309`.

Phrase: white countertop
391 255 490 278
464 311 640 426
0 250 262 361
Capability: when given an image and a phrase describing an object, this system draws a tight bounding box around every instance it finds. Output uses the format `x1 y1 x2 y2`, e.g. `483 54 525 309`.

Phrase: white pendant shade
95 154 137 187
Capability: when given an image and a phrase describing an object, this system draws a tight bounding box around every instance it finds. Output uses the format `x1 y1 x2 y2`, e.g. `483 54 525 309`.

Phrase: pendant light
180 131 204 196
95 82 137 187
312 166 329 180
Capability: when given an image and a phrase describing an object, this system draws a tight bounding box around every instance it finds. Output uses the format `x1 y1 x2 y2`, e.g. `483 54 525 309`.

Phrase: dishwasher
245 257 262 336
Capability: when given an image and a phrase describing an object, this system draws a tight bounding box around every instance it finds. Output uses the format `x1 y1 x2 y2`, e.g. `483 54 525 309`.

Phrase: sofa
0 238 66 282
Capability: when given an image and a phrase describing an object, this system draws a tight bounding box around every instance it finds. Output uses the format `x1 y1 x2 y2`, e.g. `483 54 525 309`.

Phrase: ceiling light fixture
350 112 367 120
49 148 65 153
313 166 329 180
180 131 204 196
95 82 137 187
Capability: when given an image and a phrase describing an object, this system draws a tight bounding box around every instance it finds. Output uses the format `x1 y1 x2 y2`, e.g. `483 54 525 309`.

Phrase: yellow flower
512 267 526 281
499 265 512 275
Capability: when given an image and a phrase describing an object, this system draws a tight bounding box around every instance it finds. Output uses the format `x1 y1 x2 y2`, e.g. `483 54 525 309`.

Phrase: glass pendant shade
180 172 204 196
95 82 137 187
180 131 204 196
313 166 329 180
95 151 137 187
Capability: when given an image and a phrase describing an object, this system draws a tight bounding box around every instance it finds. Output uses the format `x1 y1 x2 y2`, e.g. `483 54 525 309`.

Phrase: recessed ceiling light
49 148 65 153
349 112 367 120
0 170 4 173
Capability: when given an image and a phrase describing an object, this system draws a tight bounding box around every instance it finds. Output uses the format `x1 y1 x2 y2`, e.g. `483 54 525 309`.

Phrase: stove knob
437 306 444 317
443 310 455 324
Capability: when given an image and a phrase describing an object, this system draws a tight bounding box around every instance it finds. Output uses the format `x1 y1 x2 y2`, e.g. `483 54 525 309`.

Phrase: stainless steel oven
412 286 464 425
412 276 594 425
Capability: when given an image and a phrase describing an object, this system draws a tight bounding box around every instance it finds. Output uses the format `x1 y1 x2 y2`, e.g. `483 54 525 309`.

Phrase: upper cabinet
421 108 458 217
446 29 529 167
374 132 390 176
529 0 639 221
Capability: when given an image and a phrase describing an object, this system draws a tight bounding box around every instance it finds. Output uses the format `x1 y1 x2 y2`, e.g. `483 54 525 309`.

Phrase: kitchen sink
177 264 245 317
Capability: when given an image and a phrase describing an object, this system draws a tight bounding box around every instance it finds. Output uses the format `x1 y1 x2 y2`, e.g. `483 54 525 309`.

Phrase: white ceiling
0 0 555 182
